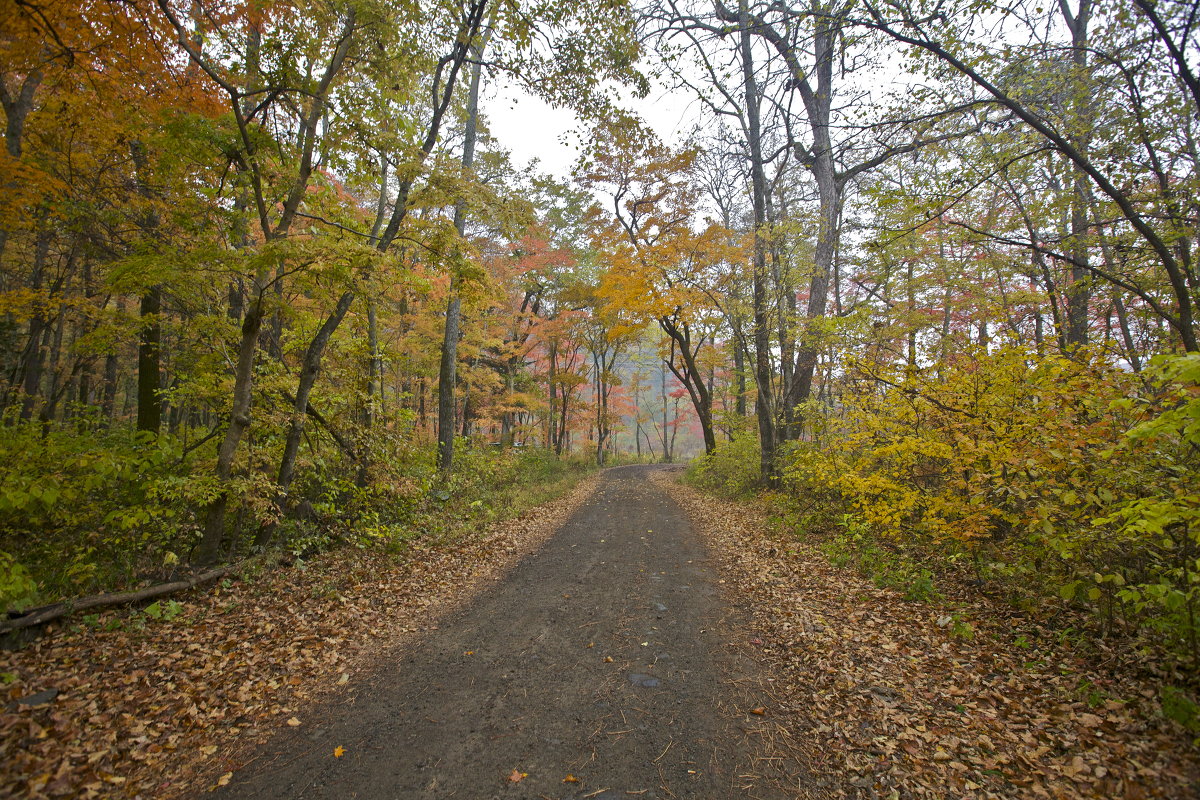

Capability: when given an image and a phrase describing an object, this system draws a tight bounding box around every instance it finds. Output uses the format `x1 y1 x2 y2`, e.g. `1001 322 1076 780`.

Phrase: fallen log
0 566 233 634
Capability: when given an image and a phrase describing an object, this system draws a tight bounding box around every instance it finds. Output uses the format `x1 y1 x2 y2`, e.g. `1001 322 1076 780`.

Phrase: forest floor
2 466 1198 799
658 472 1200 799
1 469 604 799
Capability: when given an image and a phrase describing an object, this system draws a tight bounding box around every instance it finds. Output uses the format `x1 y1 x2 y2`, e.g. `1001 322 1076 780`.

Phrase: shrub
0 416 203 606
777 345 1200 669
686 431 761 497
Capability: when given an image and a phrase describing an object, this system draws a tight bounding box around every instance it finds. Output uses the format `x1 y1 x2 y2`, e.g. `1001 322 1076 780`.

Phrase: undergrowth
822 514 942 602
0 418 593 615
684 366 1200 733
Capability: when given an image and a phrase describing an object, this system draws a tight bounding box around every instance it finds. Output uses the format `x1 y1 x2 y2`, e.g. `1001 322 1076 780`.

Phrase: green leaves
769 343 1200 667
142 599 184 622
0 552 40 615
0 417 204 608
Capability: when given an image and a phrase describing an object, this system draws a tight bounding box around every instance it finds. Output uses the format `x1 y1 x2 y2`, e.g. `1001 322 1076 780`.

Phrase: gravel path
211 465 787 799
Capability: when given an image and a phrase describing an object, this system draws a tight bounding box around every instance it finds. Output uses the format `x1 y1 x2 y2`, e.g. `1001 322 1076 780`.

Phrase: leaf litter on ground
654 472 1200 800
0 475 600 799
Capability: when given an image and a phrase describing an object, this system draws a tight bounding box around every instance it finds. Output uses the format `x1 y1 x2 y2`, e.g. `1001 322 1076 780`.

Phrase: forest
2 0 1199 763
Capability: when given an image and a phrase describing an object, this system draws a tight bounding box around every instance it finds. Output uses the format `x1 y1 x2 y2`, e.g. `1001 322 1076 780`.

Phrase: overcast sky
482 75 705 183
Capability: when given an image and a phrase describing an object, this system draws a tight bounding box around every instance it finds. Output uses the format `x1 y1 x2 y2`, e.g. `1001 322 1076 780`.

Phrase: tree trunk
195 286 267 564
437 29 489 472
1113 292 1141 372
460 374 472 438
437 290 463 467
547 342 558 451
739 0 777 483
136 287 162 434
366 297 380 429
732 325 747 418
1062 0 1093 350
784 106 840 436
0 70 42 271
661 318 716 455
18 234 50 420
259 289 355 548
101 299 123 422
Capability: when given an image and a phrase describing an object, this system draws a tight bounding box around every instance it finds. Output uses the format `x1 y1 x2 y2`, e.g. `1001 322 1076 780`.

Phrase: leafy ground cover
0 473 599 799
658 473 1200 799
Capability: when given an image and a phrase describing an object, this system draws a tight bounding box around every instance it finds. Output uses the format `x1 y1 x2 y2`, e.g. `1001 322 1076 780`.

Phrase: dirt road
211 465 785 799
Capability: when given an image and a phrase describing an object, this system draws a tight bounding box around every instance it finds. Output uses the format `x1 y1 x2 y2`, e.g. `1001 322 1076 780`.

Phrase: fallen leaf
749 707 766 716
508 768 527 783
200 745 217 756
286 717 301 727
217 772 232 787
563 773 580 783
334 746 345 758
0 479 607 800
604 656 614 663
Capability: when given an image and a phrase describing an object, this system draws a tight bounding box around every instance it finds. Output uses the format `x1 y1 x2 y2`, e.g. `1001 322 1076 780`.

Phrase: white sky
482 76 704 182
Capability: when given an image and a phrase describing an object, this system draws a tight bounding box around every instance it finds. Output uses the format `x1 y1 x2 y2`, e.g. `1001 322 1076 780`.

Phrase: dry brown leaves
0 474 599 800
657 475 1200 800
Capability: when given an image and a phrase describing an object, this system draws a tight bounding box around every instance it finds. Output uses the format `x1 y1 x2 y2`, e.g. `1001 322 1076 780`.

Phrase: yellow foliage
786 346 1141 547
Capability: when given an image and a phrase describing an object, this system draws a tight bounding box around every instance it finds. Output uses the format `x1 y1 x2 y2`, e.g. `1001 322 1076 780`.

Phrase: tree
437 16 492 473
857 0 1200 351
583 121 736 455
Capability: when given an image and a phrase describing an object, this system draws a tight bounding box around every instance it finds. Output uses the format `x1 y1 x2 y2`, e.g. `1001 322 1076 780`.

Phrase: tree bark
365 298 381 428
661 317 716 455
195 287 267 564
1 567 231 634
1061 0 1093 349
259 289 356 548
136 287 162 434
18 234 50 420
0 69 42 271
437 26 490 472
739 0 777 483
100 299 123 422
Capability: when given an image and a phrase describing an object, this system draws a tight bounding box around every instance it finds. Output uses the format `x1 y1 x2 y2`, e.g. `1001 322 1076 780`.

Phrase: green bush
686 433 761 497
1162 685 1200 737
341 441 592 551
0 551 39 613
0 402 591 615
0 415 203 608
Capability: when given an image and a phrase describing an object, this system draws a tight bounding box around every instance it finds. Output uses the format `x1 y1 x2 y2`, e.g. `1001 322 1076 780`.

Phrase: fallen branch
1 566 232 634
